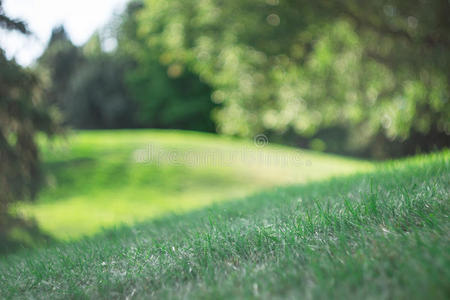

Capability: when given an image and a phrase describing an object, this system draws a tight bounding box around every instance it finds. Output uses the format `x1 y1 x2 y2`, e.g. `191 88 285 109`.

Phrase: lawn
12 130 371 239
1 148 448 299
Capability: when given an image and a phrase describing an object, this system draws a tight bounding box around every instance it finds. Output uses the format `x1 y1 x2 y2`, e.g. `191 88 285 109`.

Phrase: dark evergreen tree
0 1 57 251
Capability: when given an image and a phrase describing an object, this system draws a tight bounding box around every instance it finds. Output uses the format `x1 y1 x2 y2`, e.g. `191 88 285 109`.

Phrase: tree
65 51 137 129
37 27 138 129
137 0 449 157
0 1 57 251
37 26 85 113
116 0 216 132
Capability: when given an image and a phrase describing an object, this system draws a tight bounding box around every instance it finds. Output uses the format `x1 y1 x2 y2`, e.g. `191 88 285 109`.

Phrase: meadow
0 145 448 299
2 0 448 298
13 130 371 239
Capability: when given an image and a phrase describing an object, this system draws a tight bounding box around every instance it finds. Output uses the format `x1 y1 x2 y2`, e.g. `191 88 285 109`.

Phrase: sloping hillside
15 130 371 239
2 151 448 299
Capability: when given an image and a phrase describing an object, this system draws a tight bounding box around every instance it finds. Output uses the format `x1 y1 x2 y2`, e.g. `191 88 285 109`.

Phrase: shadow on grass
0 214 54 255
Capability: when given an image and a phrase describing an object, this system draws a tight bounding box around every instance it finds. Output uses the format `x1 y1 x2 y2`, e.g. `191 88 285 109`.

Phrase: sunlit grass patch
14 129 372 239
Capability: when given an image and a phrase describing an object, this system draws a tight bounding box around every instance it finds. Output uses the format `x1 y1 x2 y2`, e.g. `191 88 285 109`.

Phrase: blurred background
0 0 449 251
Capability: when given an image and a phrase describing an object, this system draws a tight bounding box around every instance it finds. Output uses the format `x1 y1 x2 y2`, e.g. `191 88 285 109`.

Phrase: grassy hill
1 150 448 299
13 130 371 239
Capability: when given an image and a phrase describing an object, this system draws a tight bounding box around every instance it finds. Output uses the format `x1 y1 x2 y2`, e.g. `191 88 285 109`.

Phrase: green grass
1 150 448 299
13 130 371 239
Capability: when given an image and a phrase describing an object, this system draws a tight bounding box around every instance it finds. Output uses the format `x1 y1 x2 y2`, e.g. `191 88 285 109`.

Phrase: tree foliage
116 1 216 131
136 0 449 157
0 2 57 246
66 52 137 129
37 7 216 132
38 26 84 108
